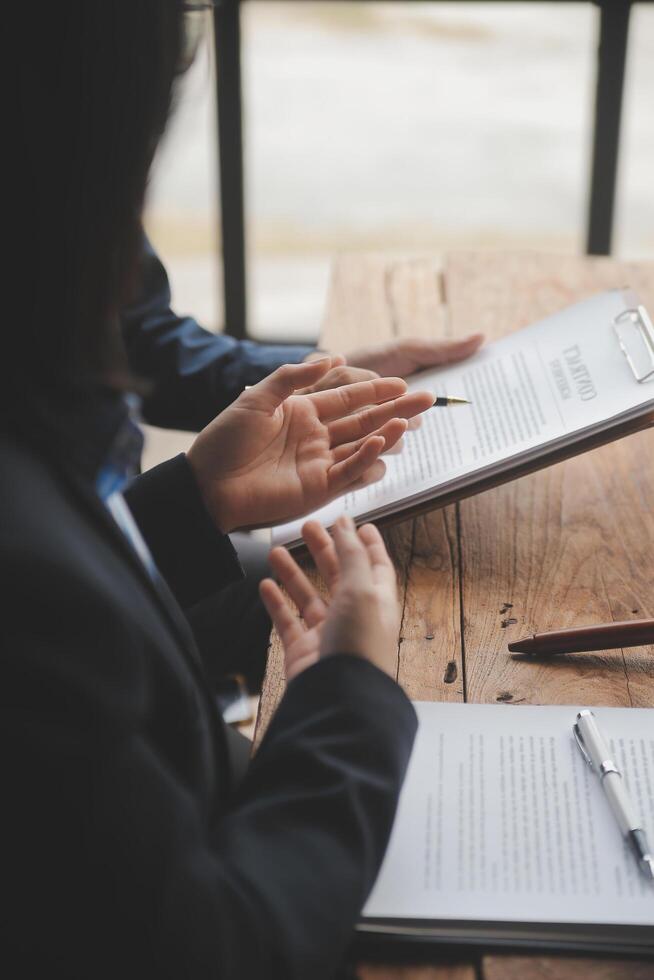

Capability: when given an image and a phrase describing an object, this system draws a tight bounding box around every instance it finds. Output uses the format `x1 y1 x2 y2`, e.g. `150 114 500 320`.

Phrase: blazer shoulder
0 434 151 719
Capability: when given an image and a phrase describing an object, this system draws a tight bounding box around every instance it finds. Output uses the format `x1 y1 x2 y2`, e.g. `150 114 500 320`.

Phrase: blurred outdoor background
144 2 654 343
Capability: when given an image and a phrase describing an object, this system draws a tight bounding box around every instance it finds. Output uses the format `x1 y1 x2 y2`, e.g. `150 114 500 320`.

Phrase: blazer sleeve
4 589 417 980
121 234 315 431
123 452 244 608
213 655 418 977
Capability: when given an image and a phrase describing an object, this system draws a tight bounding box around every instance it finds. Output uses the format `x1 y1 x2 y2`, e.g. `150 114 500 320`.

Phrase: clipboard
274 289 654 551
371 291 654 534
614 292 654 383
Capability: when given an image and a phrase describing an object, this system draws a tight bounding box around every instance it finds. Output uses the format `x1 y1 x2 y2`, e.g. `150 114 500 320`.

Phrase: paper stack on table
358 702 654 957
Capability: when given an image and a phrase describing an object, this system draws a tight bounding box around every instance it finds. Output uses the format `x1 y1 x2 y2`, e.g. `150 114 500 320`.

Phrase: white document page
272 290 654 547
364 703 654 926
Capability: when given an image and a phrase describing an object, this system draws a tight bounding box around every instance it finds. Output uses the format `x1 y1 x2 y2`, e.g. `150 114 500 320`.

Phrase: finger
408 415 422 431
268 547 327 628
304 351 347 367
328 390 433 447
332 515 371 586
357 523 397 587
401 334 484 369
332 418 407 463
328 434 385 494
302 520 339 588
242 358 334 412
341 458 386 494
384 435 405 456
295 365 379 397
330 354 348 368
311 376 407 422
259 579 305 647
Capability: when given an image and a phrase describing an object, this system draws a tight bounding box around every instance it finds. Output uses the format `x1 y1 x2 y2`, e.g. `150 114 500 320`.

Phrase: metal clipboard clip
613 304 654 383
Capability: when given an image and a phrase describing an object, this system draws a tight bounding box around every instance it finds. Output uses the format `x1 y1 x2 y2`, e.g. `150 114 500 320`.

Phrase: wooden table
255 251 654 980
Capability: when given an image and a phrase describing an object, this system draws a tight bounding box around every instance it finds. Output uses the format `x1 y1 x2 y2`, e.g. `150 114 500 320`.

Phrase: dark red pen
509 618 654 655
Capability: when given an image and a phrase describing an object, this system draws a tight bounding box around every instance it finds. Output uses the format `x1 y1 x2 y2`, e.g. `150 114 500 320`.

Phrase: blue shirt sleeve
121 234 315 432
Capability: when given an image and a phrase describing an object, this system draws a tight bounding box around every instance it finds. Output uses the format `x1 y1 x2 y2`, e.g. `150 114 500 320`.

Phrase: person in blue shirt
122 235 483 432
121 237 483 689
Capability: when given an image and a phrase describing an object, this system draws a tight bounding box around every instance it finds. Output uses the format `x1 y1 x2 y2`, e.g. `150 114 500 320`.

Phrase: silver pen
573 709 654 881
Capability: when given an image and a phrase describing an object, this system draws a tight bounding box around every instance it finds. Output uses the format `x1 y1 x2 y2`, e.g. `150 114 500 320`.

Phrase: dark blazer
1 421 417 979
121 236 315 431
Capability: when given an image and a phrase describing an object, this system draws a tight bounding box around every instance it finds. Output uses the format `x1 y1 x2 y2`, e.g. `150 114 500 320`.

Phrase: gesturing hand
186 358 434 533
260 517 401 681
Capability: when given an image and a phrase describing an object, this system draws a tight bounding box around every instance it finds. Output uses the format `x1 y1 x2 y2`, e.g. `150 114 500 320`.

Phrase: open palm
261 518 400 681
186 359 434 533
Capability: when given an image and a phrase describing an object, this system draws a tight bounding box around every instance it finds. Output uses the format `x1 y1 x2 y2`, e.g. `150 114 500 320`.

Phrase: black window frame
213 0 641 340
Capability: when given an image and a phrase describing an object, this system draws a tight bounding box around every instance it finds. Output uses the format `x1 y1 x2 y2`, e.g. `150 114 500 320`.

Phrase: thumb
243 358 334 412
404 333 484 368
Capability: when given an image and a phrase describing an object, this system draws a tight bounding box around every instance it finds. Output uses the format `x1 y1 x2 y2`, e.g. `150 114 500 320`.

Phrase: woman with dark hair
2 4 431 977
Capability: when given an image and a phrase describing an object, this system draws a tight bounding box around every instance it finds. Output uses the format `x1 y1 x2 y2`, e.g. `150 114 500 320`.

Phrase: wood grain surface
483 955 654 980
358 964 477 980
445 251 654 711
254 250 654 978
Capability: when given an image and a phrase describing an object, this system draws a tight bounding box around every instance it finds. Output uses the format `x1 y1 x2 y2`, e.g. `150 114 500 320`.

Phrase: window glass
145 36 221 332
616 4 654 260
243 2 596 341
